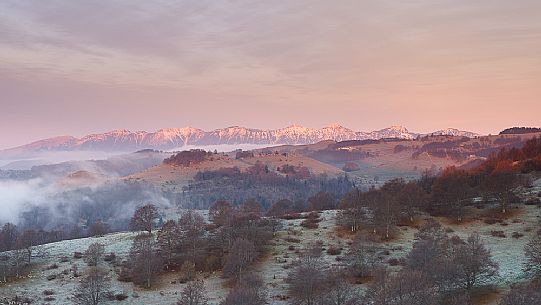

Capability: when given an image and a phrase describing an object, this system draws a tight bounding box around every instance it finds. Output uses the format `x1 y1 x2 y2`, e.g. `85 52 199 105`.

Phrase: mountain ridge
0 124 480 159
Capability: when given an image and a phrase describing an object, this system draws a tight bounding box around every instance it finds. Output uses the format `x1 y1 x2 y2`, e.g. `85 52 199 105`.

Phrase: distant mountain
427 128 480 138
0 124 480 159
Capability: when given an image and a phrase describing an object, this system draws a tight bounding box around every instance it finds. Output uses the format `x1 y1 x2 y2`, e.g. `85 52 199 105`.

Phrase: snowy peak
0 124 480 157
428 128 480 138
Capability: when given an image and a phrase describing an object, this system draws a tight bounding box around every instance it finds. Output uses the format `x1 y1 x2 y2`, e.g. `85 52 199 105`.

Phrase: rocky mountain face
0 124 479 158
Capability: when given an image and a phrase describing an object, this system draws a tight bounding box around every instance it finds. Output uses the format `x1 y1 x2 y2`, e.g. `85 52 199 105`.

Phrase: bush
284 237 301 243
300 218 319 229
512 232 524 239
115 293 129 301
326 246 342 255
104 252 116 262
484 217 501 225
387 258 404 266
525 198 541 205
491 230 506 238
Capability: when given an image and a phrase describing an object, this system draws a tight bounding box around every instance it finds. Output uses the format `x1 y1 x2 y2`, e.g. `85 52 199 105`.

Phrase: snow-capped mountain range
0 124 479 158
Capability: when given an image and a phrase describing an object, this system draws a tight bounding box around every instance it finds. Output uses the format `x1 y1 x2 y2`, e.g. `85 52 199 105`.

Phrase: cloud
0 0 540 147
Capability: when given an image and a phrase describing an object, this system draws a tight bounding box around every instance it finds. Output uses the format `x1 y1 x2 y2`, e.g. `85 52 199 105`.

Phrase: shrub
284 237 301 243
326 246 342 255
484 217 500 225
300 218 319 229
115 293 129 301
491 230 506 238
525 198 541 205
512 232 524 239
104 252 116 262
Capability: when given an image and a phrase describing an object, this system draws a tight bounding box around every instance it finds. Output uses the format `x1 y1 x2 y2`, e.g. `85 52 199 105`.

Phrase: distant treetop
499 127 541 135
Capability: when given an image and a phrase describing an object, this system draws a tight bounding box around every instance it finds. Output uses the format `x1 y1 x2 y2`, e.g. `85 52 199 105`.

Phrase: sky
0 0 540 149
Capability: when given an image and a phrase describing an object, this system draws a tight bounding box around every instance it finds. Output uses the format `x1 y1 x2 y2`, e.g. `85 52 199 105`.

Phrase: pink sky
0 0 540 149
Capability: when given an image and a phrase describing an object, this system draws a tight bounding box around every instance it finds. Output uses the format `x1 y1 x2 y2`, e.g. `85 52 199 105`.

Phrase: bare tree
397 182 426 223
366 268 437 305
75 267 110 305
287 257 326 305
348 234 381 278
84 243 105 267
209 200 234 227
177 280 208 305
308 191 336 211
129 234 162 288
130 204 159 234
481 162 521 214
451 233 498 290
431 167 473 222
17 229 36 264
0 223 18 251
157 219 180 269
221 273 266 305
88 220 109 237
372 192 399 240
337 188 365 232
178 210 206 267
223 238 256 281
322 270 362 305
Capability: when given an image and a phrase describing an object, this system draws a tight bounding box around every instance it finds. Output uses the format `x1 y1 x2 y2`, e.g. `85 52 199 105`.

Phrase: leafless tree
178 260 197 283
372 192 399 240
17 229 36 264
287 257 326 305
0 223 18 251
0 254 9 282
431 167 473 222
89 220 109 237
178 210 206 267
177 280 209 305
157 219 180 269
481 163 521 214
75 267 110 305
239 198 263 217
223 238 256 281
221 273 266 305
397 182 426 223
308 191 336 211
348 234 381 278
366 268 438 305
337 188 365 232
130 204 159 234
128 233 162 288
209 200 234 227
84 243 105 267
322 270 362 305
450 233 498 290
